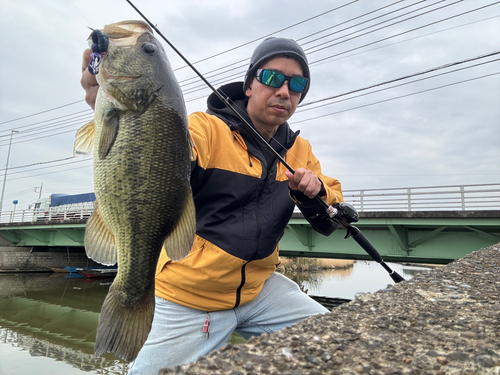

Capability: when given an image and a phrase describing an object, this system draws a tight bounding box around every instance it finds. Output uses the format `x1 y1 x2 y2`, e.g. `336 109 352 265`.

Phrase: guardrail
0 208 94 224
0 183 498 224
343 183 500 212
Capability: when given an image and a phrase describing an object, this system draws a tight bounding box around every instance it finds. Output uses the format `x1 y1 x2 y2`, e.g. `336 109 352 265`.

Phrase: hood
207 82 249 130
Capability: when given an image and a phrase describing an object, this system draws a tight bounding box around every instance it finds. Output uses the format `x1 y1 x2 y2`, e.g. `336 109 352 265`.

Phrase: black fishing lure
87 29 109 75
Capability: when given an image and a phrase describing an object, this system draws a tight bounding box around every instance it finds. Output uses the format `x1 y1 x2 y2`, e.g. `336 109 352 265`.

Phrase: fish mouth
104 74 142 81
100 65 142 82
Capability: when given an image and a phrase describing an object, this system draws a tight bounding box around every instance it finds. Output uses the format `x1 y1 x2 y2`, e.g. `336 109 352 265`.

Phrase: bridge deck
0 210 498 264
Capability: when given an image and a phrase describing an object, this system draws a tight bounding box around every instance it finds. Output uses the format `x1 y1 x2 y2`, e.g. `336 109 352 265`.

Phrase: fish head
96 21 170 113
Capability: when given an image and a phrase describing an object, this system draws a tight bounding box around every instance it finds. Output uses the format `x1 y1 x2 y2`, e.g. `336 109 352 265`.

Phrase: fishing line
123 0 405 283
123 0 307 178
124 0 339 219
219 94 311 172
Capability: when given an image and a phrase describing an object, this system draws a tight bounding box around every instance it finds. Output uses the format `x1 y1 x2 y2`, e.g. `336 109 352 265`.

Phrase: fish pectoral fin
74 120 96 156
99 108 120 159
84 201 117 265
164 193 196 261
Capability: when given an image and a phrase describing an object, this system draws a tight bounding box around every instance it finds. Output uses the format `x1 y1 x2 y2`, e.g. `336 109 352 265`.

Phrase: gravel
159 243 500 375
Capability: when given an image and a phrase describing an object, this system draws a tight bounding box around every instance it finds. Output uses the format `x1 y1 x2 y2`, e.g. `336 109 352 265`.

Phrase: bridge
0 184 498 264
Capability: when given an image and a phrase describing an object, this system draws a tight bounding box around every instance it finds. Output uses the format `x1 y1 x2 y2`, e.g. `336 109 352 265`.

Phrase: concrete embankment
160 243 500 375
0 247 100 272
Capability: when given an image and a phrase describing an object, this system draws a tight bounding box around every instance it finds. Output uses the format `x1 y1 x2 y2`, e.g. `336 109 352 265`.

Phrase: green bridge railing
0 184 498 264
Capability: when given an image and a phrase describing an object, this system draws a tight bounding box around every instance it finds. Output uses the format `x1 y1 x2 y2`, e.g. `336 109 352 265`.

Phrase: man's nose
275 80 290 98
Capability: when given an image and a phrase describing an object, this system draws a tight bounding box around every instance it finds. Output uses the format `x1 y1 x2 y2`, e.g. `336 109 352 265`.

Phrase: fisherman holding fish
81 22 343 374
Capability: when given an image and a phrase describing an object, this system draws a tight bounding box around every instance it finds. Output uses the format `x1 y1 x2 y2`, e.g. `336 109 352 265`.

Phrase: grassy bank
277 257 354 273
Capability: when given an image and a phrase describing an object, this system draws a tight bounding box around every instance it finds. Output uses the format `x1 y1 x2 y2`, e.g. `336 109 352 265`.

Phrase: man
81 36 343 373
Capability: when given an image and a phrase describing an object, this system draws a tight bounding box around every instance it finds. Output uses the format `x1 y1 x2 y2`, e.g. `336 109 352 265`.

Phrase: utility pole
0 130 19 214
34 183 43 199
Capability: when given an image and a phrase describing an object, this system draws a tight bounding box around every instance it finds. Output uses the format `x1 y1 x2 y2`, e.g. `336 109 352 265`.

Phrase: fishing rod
124 0 404 284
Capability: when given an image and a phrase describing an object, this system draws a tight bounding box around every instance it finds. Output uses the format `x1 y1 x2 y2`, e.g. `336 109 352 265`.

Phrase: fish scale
74 20 196 362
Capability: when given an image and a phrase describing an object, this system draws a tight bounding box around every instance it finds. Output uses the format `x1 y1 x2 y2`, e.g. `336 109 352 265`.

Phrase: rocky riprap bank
160 244 500 375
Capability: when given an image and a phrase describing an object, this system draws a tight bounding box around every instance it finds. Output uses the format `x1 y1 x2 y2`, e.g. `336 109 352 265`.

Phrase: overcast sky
0 0 499 212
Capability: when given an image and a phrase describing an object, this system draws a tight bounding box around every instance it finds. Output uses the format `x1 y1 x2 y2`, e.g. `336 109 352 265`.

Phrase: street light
0 130 19 214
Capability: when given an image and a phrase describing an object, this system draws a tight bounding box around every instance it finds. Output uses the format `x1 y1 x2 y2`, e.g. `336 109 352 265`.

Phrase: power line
177 0 404 85
0 100 85 126
165 0 457 97
179 14 500 104
304 0 461 54
8 163 93 182
6 158 91 176
309 1 500 65
0 118 92 147
299 57 500 113
298 51 500 109
178 0 464 94
300 0 443 47
178 2 497 99
1 2 497 146
2 58 497 174
297 0 409 43
172 0 360 73
0 110 92 136
292 71 500 124
4 1 491 124
309 14 500 69
0 156 80 172
1 50 497 147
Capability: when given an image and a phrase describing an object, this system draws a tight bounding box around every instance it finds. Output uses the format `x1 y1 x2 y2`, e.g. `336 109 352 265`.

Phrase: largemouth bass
74 20 195 362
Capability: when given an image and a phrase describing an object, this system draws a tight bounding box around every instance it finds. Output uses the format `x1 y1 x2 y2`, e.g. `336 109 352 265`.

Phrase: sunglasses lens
289 77 308 93
257 69 308 93
261 70 285 88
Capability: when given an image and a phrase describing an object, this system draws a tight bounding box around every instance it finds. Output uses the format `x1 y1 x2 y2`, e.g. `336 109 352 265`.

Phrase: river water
0 261 433 374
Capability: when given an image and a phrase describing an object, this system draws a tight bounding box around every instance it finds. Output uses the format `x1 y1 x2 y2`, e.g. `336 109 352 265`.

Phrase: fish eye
142 43 156 55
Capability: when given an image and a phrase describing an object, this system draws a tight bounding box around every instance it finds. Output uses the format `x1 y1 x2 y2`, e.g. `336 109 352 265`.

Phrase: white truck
31 192 96 221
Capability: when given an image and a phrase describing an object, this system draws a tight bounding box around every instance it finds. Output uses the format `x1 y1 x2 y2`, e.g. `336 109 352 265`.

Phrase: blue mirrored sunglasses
255 69 309 93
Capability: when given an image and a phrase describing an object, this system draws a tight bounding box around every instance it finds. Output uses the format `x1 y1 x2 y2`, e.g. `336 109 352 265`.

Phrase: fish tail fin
94 283 155 362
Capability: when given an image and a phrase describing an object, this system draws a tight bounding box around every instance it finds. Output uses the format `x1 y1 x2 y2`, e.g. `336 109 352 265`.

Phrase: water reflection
299 260 434 300
0 273 128 374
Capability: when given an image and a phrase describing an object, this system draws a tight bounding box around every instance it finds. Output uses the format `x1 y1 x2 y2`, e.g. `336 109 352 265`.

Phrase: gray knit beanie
243 37 310 103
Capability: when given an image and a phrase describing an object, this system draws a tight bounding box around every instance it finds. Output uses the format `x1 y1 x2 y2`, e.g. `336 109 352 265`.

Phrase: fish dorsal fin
84 201 117 266
74 120 96 156
163 193 196 261
99 108 119 159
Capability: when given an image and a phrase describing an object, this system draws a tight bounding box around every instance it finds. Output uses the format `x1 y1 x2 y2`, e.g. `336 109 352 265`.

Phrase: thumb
285 171 298 189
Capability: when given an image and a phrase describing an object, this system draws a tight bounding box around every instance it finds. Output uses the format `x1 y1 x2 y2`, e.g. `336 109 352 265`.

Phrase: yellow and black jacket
155 82 343 311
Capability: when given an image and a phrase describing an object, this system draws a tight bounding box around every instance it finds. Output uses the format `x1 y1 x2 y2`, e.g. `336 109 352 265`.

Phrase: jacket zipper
234 262 249 308
234 159 276 309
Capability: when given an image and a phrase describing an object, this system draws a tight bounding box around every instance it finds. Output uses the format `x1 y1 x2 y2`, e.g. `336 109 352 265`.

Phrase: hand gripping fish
74 20 196 362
